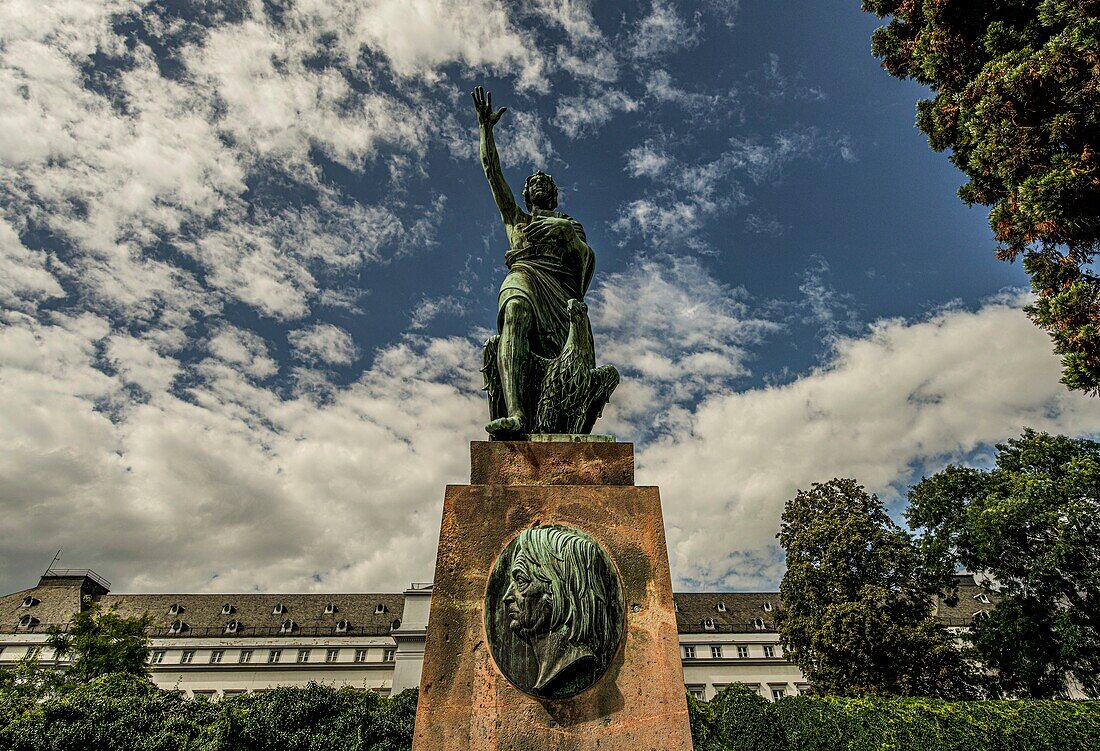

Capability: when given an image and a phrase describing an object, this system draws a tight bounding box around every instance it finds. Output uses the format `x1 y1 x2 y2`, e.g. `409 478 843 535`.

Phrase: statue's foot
486 416 524 438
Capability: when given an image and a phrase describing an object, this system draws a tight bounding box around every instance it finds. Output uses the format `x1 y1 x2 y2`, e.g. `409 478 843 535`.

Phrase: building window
763 646 775 658
221 603 235 615
297 649 311 663
193 690 216 700
21 596 39 607
180 650 194 664
209 650 224 664
17 615 40 629
375 603 387 614
711 645 723 658
325 603 337 614
169 620 188 634
150 650 166 664
752 617 766 630
771 687 786 701
354 649 369 663
674 600 679 612
686 685 706 700
326 649 340 663
716 601 726 612
0 647 6 660
25 647 41 660
682 645 696 659
223 690 245 698
239 650 253 664
736 645 749 659
974 593 991 604
795 684 811 695
168 603 182 615
383 648 395 662
335 620 349 633
272 604 286 615
267 650 281 663
280 619 298 634
703 618 716 631
225 620 240 634
763 601 773 612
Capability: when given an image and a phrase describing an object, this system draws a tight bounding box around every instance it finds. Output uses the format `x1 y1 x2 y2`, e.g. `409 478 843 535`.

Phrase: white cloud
0 218 64 309
552 88 639 139
497 110 557 169
207 326 279 379
629 0 700 60
288 323 360 366
638 294 1100 589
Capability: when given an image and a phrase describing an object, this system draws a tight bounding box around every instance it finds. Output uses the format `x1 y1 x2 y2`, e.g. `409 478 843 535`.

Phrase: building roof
1 571 995 636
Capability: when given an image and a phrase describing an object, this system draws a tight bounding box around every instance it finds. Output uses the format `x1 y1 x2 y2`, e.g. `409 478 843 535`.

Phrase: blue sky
2 0 1097 595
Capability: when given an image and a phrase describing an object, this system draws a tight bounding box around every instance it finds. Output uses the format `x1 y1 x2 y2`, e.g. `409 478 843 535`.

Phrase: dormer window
272 604 286 615
225 620 240 634
973 610 989 621
221 603 235 615
716 602 726 612
21 596 39 607
17 615 39 629
752 617 766 630
280 619 298 633
763 602 774 612
335 620 349 633
167 603 183 615
674 601 679 612
325 603 337 615
391 618 402 631
169 620 188 634
973 593 991 604
703 617 716 631
375 603 387 614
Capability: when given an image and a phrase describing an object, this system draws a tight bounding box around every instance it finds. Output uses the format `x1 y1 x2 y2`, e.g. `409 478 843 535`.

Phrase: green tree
907 429 1100 697
862 0 1100 393
778 478 974 698
46 602 153 684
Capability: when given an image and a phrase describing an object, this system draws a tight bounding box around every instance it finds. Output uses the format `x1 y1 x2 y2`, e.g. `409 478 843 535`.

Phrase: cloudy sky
3 0 1098 596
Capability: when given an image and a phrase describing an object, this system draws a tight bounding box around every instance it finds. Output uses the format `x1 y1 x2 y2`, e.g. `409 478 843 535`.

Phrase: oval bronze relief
484 524 624 699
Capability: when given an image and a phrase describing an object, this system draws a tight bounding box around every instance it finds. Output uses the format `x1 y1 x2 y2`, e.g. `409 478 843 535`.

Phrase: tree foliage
862 0 1100 393
777 478 974 698
47 602 153 684
907 429 1100 697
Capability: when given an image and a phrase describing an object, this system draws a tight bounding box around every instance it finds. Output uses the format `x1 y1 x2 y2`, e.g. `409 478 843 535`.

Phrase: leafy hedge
0 674 417 751
691 683 1100 751
2 676 1097 751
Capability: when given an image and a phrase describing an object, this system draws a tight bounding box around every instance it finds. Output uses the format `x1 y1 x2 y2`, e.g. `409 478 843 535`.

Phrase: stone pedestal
412 440 692 751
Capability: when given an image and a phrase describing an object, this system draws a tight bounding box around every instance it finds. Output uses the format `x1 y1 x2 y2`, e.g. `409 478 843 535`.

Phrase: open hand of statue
472 86 507 129
524 216 574 242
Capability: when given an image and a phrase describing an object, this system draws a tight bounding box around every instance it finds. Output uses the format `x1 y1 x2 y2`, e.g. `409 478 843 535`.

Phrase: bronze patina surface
472 86 619 440
485 524 625 699
470 439 634 486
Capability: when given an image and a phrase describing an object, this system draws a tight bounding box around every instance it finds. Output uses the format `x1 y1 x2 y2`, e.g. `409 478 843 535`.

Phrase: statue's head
523 170 558 211
502 525 618 661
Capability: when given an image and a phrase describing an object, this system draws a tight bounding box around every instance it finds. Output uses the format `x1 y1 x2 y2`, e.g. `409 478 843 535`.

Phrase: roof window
272 603 286 615
167 603 183 615
763 601 774 612
716 602 726 612
752 617 766 630
280 619 298 633
973 593 991 604
21 596 39 607
225 620 241 634
169 620 188 634
325 603 337 614
375 603 387 614
703 617 716 631
335 620 349 633
17 615 39 629
221 603 235 615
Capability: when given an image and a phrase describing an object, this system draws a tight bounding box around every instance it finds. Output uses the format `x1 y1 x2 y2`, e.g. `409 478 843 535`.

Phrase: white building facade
1 569 994 702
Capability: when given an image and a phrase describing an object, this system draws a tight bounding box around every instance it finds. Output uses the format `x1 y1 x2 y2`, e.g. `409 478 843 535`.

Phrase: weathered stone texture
470 439 634 486
413 441 690 751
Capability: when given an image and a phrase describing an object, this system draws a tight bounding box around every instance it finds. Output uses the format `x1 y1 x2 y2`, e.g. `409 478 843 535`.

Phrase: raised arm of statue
472 86 521 227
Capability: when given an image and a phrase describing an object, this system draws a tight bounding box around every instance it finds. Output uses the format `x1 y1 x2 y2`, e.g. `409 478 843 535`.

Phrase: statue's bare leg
487 298 532 436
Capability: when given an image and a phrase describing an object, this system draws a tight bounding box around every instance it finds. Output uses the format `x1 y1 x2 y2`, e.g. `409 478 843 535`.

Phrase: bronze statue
484 524 624 698
472 86 619 438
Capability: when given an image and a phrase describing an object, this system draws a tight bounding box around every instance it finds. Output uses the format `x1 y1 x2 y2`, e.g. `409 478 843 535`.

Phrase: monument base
412 441 692 751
